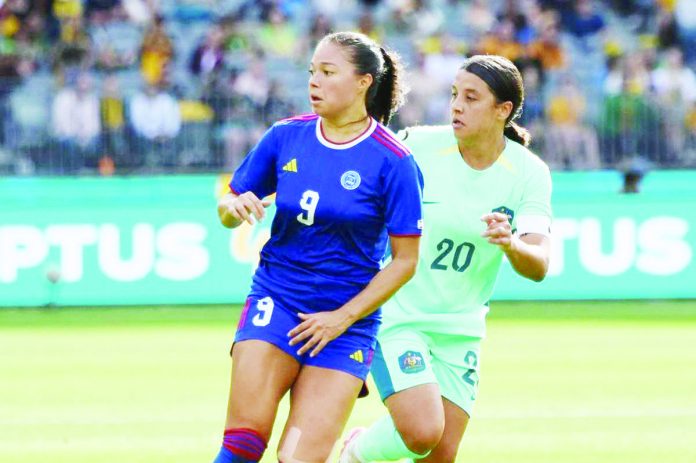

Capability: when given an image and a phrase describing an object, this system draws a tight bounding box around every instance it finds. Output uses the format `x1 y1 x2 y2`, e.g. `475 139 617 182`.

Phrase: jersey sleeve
515 160 552 236
383 155 424 236
229 125 279 198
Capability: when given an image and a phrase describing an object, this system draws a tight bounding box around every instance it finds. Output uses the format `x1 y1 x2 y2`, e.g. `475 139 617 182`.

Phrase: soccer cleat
338 427 367 463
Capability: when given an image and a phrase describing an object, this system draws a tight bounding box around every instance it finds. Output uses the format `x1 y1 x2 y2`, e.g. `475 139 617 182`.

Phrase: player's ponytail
366 47 405 125
504 121 531 147
462 55 531 147
321 32 406 125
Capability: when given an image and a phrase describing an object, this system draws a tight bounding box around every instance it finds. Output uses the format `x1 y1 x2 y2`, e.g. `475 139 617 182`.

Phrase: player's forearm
338 256 417 323
504 236 549 282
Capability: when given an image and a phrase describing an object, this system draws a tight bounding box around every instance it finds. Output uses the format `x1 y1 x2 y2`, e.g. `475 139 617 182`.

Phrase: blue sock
213 446 254 463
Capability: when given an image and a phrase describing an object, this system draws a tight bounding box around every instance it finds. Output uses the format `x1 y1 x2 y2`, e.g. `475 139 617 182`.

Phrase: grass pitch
1 300 695 463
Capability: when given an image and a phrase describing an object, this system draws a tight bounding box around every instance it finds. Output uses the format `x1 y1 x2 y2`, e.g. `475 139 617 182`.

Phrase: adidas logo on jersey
349 350 364 363
282 158 298 172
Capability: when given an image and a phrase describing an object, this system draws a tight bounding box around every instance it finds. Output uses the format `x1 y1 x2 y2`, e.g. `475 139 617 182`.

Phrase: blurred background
0 0 694 174
1 1 695 462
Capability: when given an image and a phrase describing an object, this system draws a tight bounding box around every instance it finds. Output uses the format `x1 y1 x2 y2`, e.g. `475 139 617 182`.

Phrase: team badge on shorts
398 350 425 374
340 170 361 190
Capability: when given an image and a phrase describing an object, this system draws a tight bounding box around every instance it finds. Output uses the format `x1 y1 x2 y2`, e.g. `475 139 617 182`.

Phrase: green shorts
370 326 481 417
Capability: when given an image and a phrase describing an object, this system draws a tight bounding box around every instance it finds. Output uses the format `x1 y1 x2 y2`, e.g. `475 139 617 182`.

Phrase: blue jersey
230 114 423 325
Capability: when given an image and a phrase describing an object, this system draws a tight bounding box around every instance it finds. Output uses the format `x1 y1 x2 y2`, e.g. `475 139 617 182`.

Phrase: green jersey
382 126 552 337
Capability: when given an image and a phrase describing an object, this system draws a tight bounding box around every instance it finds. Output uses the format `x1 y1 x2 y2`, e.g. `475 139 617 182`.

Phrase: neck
457 129 506 170
321 108 371 143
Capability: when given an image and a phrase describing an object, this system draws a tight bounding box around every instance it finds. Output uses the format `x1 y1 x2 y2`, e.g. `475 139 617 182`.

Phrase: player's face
450 70 512 141
308 41 372 119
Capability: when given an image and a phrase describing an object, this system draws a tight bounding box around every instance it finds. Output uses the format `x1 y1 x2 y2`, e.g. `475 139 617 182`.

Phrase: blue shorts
233 293 379 382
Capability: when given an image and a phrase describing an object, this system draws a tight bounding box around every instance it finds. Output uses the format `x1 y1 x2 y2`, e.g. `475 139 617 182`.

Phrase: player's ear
357 73 373 93
496 101 513 123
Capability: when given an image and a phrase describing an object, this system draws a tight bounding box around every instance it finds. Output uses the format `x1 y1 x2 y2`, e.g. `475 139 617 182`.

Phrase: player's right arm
220 124 280 228
217 191 272 228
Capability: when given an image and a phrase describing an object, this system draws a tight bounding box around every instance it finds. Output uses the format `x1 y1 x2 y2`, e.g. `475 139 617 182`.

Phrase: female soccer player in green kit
340 54 552 463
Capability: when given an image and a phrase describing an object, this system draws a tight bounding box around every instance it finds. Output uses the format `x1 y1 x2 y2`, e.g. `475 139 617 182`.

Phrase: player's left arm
480 215 550 281
288 235 420 357
481 158 552 282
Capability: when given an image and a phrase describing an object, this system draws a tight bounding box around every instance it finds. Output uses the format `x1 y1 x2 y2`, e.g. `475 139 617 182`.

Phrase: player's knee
429 440 459 463
221 427 268 461
398 420 445 455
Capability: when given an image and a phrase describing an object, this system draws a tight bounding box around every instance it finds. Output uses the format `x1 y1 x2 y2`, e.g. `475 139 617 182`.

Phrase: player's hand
481 212 515 252
218 192 272 226
287 311 351 357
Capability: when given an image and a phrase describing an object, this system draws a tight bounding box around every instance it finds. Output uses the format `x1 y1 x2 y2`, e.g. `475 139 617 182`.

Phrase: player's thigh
225 294 303 437
278 365 363 463
226 340 299 438
417 398 470 463
372 327 445 447
429 334 482 419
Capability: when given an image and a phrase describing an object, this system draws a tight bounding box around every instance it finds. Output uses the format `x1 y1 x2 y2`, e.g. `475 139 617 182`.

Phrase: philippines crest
340 170 361 190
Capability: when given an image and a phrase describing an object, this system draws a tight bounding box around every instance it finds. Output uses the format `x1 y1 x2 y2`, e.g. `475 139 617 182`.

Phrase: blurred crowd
1 0 696 175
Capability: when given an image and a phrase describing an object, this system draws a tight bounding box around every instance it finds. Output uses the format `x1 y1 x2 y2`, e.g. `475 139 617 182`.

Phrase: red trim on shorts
237 298 252 330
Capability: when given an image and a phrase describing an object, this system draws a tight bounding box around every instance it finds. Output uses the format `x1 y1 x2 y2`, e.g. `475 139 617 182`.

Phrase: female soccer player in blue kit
340 55 553 463
213 32 424 463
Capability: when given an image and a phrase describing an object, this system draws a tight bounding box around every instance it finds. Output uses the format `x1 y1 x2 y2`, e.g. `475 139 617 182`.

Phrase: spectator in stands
463 0 495 37
190 25 225 78
233 54 270 108
656 6 679 50
86 0 121 17
518 61 545 135
129 81 181 167
544 76 600 169
651 47 696 164
220 16 250 55
52 12 91 82
674 0 696 63
527 16 566 71
423 33 466 93
256 6 298 58
565 0 606 39
604 52 651 96
51 72 101 172
357 11 383 42
190 24 225 94
497 0 534 44
100 73 130 168
399 0 444 37
89 5 139 72
476 19 525 63
400 52 447 127
217 70 265 170
303 13 333 56
599 77 661 165
139 14 173 85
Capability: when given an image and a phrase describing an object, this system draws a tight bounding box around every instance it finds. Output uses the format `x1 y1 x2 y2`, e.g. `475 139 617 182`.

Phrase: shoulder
397 125 455 158
369 122 412 160
264 113 319 140
274 113 320 130
398 125 452 143
505 138 550 177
